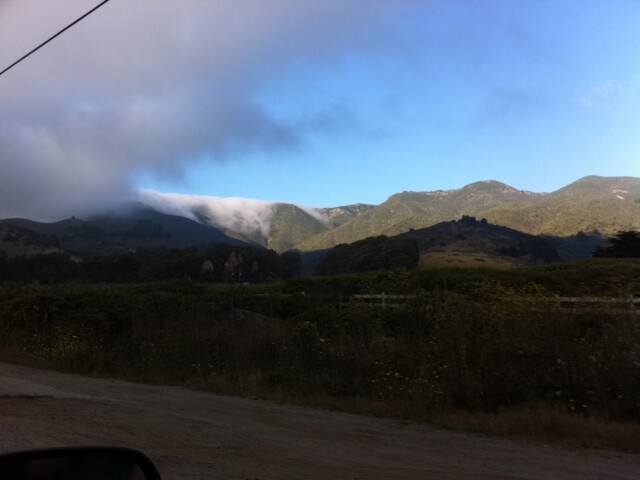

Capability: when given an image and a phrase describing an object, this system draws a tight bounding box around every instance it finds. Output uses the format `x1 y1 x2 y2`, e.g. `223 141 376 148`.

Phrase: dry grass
427 404 640 453
419 251 521 269
189 374 640 453
0 347 48 369
4 351 637 454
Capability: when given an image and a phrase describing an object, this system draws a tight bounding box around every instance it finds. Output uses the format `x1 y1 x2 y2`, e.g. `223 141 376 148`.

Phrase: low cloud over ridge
138 190 327 238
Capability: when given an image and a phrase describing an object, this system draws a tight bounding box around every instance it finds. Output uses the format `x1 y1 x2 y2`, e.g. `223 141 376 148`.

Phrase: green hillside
319 203 375 227
266 204 329 252
483 176 640 235
296 176 640 251
296 181 543 250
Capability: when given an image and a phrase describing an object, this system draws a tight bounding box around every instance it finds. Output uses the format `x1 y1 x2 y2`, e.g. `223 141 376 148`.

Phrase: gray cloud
0 0 396 220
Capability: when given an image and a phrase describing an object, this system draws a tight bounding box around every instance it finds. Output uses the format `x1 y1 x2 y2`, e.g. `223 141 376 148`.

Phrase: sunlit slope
266 203 329 252
482 176 640 235
318 203 376 227
296 181 542 251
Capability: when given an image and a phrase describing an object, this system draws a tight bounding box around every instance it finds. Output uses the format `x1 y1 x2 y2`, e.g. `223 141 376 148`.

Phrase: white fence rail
351 293 417 307
350 293 640 311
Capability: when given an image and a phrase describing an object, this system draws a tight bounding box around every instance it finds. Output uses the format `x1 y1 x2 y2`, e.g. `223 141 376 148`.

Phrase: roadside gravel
0 362 638 480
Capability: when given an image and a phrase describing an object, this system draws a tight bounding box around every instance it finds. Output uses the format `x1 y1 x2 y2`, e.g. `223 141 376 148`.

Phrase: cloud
138 189 327 238
0 0 394 220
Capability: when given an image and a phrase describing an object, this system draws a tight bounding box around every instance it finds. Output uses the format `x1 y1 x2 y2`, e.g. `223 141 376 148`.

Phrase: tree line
593 230 640 258
0 243 301 284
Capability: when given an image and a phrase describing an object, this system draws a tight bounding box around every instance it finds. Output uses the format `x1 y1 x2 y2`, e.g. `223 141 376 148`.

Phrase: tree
593 230 640 258
278 250 302 279
224 251 242 282
201 259 214 275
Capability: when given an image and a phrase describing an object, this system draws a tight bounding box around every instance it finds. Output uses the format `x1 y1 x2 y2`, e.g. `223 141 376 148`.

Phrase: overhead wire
0 0 112 77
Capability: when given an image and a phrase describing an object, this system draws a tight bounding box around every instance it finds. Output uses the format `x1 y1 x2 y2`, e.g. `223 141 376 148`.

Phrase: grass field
1 260 639 451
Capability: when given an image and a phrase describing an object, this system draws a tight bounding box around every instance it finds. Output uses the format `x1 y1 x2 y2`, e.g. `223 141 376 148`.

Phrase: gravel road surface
0 362 638 479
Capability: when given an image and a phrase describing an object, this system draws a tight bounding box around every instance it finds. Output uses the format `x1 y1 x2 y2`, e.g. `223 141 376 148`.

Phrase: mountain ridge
2 176 637 260
134 176 638 253
0 207 252 257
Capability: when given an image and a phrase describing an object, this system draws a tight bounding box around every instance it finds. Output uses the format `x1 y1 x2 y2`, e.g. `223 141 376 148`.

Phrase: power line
0 0 112 77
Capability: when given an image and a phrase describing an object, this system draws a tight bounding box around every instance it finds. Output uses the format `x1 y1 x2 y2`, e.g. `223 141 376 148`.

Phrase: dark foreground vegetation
0 244 302 283
1 258 639 450
0 235 421 282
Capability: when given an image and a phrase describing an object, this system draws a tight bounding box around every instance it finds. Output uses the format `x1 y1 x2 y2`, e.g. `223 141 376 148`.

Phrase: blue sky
1 0 639 219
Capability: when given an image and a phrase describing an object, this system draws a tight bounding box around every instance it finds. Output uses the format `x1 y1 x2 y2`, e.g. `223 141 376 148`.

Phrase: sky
1 0 639 221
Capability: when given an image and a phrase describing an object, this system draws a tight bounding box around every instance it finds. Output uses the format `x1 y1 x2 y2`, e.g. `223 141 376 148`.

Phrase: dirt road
0 363 637 479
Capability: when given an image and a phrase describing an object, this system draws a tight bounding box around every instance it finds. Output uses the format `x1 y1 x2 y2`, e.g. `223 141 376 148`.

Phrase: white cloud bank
138 190 328 238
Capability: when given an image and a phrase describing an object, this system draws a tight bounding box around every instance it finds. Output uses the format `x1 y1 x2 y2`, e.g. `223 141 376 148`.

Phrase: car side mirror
0 447 162 479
